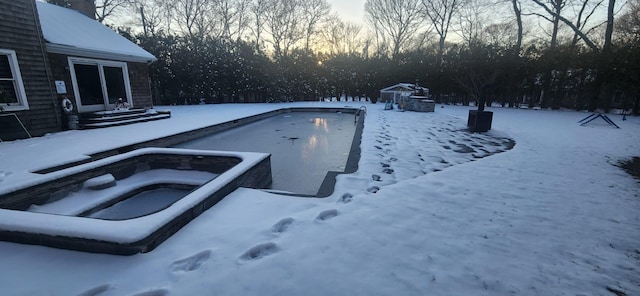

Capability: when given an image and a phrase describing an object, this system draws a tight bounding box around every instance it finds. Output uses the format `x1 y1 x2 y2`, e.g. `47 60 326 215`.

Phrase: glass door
73 63 103 110
69 58 132 113
104 66 127 107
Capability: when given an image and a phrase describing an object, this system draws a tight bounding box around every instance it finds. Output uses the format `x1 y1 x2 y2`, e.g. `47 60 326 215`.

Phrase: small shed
380 83 429 104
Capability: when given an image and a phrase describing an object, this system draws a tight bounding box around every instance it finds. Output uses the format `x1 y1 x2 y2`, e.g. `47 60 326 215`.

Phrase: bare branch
531 0 600 50
365 0 424 59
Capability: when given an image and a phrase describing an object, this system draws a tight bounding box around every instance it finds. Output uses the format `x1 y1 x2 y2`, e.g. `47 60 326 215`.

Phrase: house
0 0 166 141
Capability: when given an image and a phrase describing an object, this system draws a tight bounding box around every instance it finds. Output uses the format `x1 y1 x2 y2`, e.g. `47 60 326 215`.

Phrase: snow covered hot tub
0 148 271 255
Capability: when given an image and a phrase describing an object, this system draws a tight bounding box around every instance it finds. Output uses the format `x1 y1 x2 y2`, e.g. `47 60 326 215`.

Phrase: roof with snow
380 83 428 93
36 1 156 63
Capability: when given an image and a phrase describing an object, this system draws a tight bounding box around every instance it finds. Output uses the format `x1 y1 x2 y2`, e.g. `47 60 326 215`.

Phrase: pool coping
316 107 365 197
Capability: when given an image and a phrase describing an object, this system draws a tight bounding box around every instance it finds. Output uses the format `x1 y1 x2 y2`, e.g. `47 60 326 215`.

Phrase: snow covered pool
174 109 364 196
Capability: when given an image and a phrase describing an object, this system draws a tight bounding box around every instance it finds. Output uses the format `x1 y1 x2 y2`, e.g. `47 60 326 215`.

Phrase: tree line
50 0 640 113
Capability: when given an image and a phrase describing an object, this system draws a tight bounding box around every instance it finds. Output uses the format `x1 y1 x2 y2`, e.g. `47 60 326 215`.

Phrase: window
0 49 29 111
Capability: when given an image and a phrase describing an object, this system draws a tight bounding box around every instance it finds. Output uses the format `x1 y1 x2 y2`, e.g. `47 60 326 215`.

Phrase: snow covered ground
0 102 638 296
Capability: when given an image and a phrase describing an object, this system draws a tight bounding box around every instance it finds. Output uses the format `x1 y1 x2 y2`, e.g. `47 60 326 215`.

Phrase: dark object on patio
0 113 31 141
468 110 493 132
578 113 620 128
468 83 494 132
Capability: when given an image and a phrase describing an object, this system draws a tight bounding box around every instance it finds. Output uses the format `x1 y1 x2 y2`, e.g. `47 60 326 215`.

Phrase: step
84 109 147 118
82 111 164 123
82 113 171 129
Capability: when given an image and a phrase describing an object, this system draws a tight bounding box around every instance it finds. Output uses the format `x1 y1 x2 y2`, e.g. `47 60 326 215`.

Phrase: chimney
68 0 96 20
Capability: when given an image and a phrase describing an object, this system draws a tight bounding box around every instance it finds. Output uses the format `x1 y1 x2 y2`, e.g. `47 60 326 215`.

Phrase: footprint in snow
271 217 294 234
367 186 380 193
170 250 211 273
240 242 279 261
315 209 339 222
0 171 11 183
338 193 353 204
77 284 111 296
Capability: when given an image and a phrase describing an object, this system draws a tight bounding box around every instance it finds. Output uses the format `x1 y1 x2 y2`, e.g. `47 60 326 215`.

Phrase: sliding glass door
69 58 132 113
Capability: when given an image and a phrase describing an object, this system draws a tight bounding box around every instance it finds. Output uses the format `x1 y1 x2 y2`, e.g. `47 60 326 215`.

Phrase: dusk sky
327 0 366 25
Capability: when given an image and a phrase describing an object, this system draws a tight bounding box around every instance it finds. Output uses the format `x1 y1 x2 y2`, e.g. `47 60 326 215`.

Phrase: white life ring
62 98 74 114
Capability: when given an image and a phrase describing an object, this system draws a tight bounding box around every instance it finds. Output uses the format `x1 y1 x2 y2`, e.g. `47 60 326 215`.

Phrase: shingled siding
47 54 75 105
0 0 61 136
128 62 153 109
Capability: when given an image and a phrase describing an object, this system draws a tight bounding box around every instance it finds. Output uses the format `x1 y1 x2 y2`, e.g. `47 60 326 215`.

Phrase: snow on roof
380 83 428 93
36 1 156 63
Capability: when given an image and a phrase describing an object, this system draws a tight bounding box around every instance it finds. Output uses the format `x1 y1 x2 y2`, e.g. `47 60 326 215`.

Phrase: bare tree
532 0 620 111
213 0 252 40
323 16 365 55
615 0 640 41
250 0 268 50
135 0 175 36
530 0 607 51
511 0 523 52
421 0 464 56
602 0 616 52
263 0 304 58
96 0 135 23
484 22 519 46
529 0 575 49
365 0 424 60
550 0 567 48
344 22 366 55
455 0 490 46
300 0 331 51
323 15 347 54
172 0 215 38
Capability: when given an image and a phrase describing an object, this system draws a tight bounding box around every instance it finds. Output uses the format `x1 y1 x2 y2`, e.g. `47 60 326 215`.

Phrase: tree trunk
550 0 562 49
590 0 616 111
512 0 523 53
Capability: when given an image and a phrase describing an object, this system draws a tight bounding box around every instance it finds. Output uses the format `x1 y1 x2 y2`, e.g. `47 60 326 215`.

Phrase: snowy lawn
0 102 638 296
